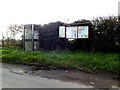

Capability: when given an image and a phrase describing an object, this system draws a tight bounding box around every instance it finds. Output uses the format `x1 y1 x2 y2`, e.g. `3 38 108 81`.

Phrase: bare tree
2 33 5 47
8 24 23 46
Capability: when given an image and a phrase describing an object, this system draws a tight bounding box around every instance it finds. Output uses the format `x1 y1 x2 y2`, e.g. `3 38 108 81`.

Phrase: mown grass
1 46 120 74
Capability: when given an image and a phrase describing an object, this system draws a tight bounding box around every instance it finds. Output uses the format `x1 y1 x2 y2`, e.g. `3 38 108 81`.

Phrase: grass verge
1 46 120 74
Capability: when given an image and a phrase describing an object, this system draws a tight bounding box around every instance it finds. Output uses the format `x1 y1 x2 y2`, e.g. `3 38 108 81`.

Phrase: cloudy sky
0 0 119 39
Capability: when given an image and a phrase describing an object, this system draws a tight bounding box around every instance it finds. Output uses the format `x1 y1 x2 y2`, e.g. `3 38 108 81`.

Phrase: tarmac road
2 63 89 88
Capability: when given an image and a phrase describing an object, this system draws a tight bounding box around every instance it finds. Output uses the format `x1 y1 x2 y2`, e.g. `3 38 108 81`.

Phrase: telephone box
23 24 39 51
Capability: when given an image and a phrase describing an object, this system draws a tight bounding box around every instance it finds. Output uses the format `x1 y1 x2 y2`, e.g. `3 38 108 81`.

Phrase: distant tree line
2 24 23 47
38 16 120 53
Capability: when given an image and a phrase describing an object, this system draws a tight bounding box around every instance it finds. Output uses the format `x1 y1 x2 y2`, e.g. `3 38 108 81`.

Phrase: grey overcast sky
0 0 119 39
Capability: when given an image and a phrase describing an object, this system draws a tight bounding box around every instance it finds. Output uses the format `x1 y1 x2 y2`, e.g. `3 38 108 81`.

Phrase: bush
37 17 120 53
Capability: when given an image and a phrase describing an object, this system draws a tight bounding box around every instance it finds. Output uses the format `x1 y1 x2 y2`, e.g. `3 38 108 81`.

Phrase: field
1 46 120 74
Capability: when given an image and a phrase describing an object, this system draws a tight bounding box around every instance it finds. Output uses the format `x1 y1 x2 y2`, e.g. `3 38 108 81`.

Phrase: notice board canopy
59 22 91 39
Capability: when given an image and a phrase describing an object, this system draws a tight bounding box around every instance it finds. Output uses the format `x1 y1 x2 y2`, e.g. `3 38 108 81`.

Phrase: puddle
10 69 24 75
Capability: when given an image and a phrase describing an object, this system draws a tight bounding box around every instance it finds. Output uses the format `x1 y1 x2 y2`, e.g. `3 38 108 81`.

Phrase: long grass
1 46 120 74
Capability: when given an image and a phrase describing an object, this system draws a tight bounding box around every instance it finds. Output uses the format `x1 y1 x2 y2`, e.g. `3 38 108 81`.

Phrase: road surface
2 63 89 88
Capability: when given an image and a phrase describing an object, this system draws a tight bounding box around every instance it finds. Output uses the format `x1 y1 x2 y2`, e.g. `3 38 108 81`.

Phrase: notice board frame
59 22 90 39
